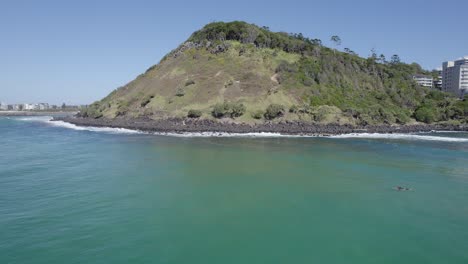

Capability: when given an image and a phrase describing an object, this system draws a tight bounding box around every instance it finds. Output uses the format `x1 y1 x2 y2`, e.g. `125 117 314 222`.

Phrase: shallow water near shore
1 116 468 264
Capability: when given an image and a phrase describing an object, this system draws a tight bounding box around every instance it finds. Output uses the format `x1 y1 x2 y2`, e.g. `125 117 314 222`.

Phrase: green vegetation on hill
79 21 468 125
188 21 324 53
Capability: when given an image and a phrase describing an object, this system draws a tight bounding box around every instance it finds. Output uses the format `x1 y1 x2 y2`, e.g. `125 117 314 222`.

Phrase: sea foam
151 131 316 138
14 116 468 141
16 116 143 134
329 133 468 142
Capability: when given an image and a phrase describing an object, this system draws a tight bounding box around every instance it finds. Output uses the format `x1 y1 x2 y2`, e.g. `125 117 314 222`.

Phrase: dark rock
52 117 468 136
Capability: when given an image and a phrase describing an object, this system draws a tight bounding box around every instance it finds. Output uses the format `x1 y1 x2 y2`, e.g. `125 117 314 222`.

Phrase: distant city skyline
0 100 77 106
1 0 467 104
0 101 79 105
0 101 82 111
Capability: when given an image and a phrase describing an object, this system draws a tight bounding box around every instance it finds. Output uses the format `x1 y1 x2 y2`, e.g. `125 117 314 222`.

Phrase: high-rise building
13 104 23 111
412 74 433 88
38 103 49 110
23 104 37 110
0 102 8 110
442 56 468 97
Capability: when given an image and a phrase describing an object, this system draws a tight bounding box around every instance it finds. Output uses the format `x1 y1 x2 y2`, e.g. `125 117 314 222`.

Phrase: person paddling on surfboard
394 186 412 191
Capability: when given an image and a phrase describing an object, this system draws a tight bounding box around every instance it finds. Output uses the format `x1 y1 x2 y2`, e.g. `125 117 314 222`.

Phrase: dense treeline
273 46 431 124
189 21 324 54
188 22 431 76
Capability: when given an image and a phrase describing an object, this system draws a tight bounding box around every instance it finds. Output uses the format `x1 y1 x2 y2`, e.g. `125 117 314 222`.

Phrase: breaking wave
13 116 468 141
151 132 316 138
329 133 468 142
15 116 142 134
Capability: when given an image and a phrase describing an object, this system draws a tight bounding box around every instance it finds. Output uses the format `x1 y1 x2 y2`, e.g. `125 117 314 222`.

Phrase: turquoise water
1 116 467 264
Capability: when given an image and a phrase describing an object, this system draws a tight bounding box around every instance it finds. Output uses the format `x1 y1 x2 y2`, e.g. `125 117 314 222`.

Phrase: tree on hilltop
330 35 341 54
379 54 387 64
391 54 401 64
311 39 322 46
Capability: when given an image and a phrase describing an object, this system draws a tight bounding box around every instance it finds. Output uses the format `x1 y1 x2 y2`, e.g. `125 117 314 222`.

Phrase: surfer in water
394 186 412 191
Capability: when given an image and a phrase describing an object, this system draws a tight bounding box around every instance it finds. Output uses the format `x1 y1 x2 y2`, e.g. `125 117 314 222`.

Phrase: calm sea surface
1 116 467 264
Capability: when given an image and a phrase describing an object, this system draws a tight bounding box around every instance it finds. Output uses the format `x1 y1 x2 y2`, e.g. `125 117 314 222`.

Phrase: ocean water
1 116 467 264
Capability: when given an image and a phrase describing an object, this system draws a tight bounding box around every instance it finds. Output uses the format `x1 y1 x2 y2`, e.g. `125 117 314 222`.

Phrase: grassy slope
87 41 304 123
81 21 468 125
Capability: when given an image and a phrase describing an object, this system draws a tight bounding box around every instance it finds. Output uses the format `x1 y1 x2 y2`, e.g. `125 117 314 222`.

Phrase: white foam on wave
428 130 467 134
49 120 143 134
15 116 53 122
13 116 468 141
14 117 316 137
152 131 317 138
16 116 143 134
330 133 468 142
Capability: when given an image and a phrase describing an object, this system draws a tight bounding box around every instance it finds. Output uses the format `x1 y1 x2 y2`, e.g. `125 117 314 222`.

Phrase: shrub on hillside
377 107 397 124
212 103 230 118
212 101 246 118
276 61 298 73
313 105 342 122
224 79 234 87
414 106 438 123
394 111 411 124
81 107 103 119
116 106 129 117
113 101 130 117
80 103 103 119
187 109 202 118
425 90 446 101
140 95 154 107
454 99 468 117
230 102 246 118
175 88 185 97
185 80 195 86
264 104 285 120
289 105 299 113
290 104 312 114
251 110 264 119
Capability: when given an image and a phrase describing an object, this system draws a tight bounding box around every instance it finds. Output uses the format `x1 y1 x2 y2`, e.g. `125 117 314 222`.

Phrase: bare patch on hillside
270 73 279 85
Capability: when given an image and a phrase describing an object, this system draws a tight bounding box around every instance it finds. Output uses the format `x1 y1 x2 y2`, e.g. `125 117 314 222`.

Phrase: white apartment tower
442 56 468 97
0 102 8 110
412 74 433 88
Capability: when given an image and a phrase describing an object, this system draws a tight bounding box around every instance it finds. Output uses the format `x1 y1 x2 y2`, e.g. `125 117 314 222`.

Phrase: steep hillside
79 21 468 125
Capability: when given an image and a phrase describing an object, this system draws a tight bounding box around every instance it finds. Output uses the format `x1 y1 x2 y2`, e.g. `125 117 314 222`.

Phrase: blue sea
1 116 468 264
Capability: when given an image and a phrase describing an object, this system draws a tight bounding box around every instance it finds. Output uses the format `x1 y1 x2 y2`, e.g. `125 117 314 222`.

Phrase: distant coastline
55 116 468 136
0 111 78 117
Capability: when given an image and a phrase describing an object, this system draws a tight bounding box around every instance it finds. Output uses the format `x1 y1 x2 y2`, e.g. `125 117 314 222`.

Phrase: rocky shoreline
55 117 468 135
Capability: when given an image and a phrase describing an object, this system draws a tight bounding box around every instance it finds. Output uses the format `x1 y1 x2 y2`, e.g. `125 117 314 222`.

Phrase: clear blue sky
1 0 466 105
